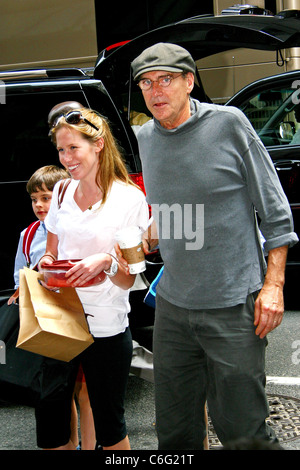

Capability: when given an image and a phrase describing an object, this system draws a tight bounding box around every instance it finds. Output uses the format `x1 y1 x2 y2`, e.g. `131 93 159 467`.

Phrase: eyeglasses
138 73 183 91
53 110 99 131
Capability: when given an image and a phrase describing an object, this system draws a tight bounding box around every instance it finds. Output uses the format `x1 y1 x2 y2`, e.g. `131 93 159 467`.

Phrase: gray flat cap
131 42 196 80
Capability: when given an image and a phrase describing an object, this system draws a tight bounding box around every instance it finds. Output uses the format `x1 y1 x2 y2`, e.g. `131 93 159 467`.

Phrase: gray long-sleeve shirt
137 99 298 309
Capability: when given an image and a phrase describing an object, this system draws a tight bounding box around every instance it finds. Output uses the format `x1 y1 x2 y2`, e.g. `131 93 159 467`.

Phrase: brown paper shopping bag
17 267 94 362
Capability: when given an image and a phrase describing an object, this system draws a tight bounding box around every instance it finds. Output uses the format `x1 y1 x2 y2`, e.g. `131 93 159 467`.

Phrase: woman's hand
38 253 56 272
64 254 111 287
114 243 129 274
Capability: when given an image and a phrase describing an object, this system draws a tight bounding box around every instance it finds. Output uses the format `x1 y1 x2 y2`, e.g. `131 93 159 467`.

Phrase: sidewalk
1 376 300 450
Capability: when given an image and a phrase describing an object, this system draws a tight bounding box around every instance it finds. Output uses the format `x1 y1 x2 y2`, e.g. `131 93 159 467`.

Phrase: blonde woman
37 108 149 450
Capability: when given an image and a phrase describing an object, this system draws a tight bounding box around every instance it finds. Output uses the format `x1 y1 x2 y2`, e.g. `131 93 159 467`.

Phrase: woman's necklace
78 184 102 210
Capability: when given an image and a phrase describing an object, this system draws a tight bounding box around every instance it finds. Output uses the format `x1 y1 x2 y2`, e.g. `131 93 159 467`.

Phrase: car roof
94 13 300 83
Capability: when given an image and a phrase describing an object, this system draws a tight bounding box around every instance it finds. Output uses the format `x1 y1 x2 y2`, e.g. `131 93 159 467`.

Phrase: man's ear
186 72 195 95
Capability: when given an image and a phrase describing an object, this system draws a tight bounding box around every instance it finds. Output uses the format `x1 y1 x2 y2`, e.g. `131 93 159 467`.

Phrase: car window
238 84 300 147
0 88 91 182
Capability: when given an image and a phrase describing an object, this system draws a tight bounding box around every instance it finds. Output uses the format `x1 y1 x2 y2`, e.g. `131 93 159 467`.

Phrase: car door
226 73 300 267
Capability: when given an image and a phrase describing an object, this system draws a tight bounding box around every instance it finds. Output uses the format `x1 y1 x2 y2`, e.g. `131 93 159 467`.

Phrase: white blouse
45 179 149 337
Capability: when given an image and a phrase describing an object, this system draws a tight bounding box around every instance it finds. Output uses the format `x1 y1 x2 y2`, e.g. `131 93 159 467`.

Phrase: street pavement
0 375 157 451
0 309 299 451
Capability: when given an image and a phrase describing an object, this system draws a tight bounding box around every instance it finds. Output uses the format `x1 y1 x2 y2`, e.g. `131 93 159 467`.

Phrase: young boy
8 162 96 449
8 165 69 304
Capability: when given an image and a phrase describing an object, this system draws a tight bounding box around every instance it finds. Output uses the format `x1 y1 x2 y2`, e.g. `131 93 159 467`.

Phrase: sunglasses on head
53 110 99 131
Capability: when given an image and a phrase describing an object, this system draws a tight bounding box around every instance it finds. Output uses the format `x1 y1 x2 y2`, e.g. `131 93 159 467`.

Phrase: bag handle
58 179 71 209
8 220 40 304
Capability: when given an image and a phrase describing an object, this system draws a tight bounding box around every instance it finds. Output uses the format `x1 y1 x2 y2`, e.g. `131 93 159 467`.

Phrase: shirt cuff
263 232 299 254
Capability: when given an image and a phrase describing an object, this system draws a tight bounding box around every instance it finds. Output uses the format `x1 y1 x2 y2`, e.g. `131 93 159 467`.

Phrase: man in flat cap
130 42 298 449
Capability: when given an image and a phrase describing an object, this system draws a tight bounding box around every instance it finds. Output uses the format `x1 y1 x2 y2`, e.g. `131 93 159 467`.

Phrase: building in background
1 0 300 102
200 0 300 102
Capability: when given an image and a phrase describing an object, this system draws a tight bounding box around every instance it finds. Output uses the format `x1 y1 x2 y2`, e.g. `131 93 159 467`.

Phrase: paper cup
115 226 146 274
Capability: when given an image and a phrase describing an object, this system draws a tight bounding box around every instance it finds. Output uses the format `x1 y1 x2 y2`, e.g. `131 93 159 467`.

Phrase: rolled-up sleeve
241 131 298 253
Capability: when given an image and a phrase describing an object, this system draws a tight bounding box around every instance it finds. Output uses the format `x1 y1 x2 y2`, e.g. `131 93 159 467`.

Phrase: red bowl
40 259 106 287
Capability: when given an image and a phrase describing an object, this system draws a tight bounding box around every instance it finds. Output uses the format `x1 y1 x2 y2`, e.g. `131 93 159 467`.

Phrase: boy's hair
26 165 69 195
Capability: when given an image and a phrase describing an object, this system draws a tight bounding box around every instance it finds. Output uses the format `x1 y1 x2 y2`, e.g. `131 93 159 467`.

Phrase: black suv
1 13 300 308
0 69 159 335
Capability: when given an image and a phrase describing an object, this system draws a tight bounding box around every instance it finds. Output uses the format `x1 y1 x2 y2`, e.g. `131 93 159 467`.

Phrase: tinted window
0 87 90 182
238 84 300 147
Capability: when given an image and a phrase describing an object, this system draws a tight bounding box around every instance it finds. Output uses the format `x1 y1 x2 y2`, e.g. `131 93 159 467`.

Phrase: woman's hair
50 108 139 206
26 165 69 195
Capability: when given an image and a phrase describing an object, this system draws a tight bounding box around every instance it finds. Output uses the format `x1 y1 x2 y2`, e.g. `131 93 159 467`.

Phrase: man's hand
254 245 288 338
254 282 284 338
143 218 159 255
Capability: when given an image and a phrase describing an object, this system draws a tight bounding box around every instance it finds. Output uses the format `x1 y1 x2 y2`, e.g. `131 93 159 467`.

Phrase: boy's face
30 184 53 221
